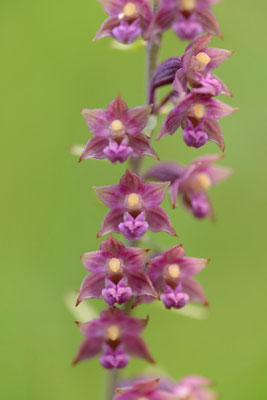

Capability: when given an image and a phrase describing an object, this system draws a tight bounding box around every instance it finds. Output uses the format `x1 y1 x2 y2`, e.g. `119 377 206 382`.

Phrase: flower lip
181 0 196 12
106 324 120 341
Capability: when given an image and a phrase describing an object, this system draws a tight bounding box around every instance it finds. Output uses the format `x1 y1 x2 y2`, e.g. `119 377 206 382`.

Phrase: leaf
142 115 158 138
69 144 85 157
153 300 209 320
64 291 98 322
159 104 173 115
110 39 146 51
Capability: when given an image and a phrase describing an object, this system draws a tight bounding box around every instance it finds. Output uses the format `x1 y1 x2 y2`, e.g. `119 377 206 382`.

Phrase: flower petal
107 94 128 119
94 184 124 208
144 162 186 183
123 335 155 363
153 6 176 32
205 48 234 71
80 251 107 273
94 17 120 41
76 273 106 305
169 179 180 208
100 234 125 255
97 209 124 237
204 98 237 120
146 206 176 236
202 118 225 151
183 33 212 71
81 108 110 136
196 9 222 38
73 337 103 365
142 181 170 207
79 136 108 162
164 244 185 262
119 169 144 192
157 92 192 139
181 278 208 305
119 246 148 271
180 257 210 278
98 0 123 16
126 105 152 134
127 270 158 298
205 165 233 185
127 132 158 159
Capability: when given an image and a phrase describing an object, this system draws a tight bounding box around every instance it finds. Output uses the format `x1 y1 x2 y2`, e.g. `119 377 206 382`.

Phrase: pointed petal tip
72 358 78 366
205 300 211 308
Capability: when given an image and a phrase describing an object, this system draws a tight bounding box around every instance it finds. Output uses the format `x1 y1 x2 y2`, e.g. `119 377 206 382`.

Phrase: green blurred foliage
1 0 266 399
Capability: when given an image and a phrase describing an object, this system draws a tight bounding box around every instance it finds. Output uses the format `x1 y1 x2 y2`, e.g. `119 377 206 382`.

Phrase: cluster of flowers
72 0 236 398
94 0 221 44
114 376 216 399
80 34 236 164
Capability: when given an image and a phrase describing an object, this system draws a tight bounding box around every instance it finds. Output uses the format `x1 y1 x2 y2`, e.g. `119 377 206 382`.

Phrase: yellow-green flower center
196 173 212 189
111 119 123 131
108 258 121 273
127 193 140 207
193 103 206 119
107 325 120 341
181 0 196 11
168 264 181 279
123 2 137 17
195 51 211 67
191 173 212 192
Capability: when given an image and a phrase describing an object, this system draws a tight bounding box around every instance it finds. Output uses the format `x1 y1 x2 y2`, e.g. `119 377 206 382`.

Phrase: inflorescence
72 0 236 398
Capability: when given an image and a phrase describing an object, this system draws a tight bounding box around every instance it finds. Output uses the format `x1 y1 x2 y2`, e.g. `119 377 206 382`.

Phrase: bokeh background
1 0 267 399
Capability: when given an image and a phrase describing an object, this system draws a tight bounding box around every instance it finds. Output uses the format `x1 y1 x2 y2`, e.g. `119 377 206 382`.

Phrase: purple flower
157 77 237 150
94 169 176 240
80 95 157 163
154 0 221 41
144 154 233 218
94 0 153 44
114 379 174 399
76 235 158 306
73 307 154 369
172 376 217 400
179 33 233 96
144 244 209 309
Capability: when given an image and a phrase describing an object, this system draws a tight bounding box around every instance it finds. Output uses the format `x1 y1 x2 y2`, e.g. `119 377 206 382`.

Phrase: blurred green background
1 0 267 398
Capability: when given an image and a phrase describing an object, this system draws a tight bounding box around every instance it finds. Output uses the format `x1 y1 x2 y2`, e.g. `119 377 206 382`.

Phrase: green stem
105 369 119 400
